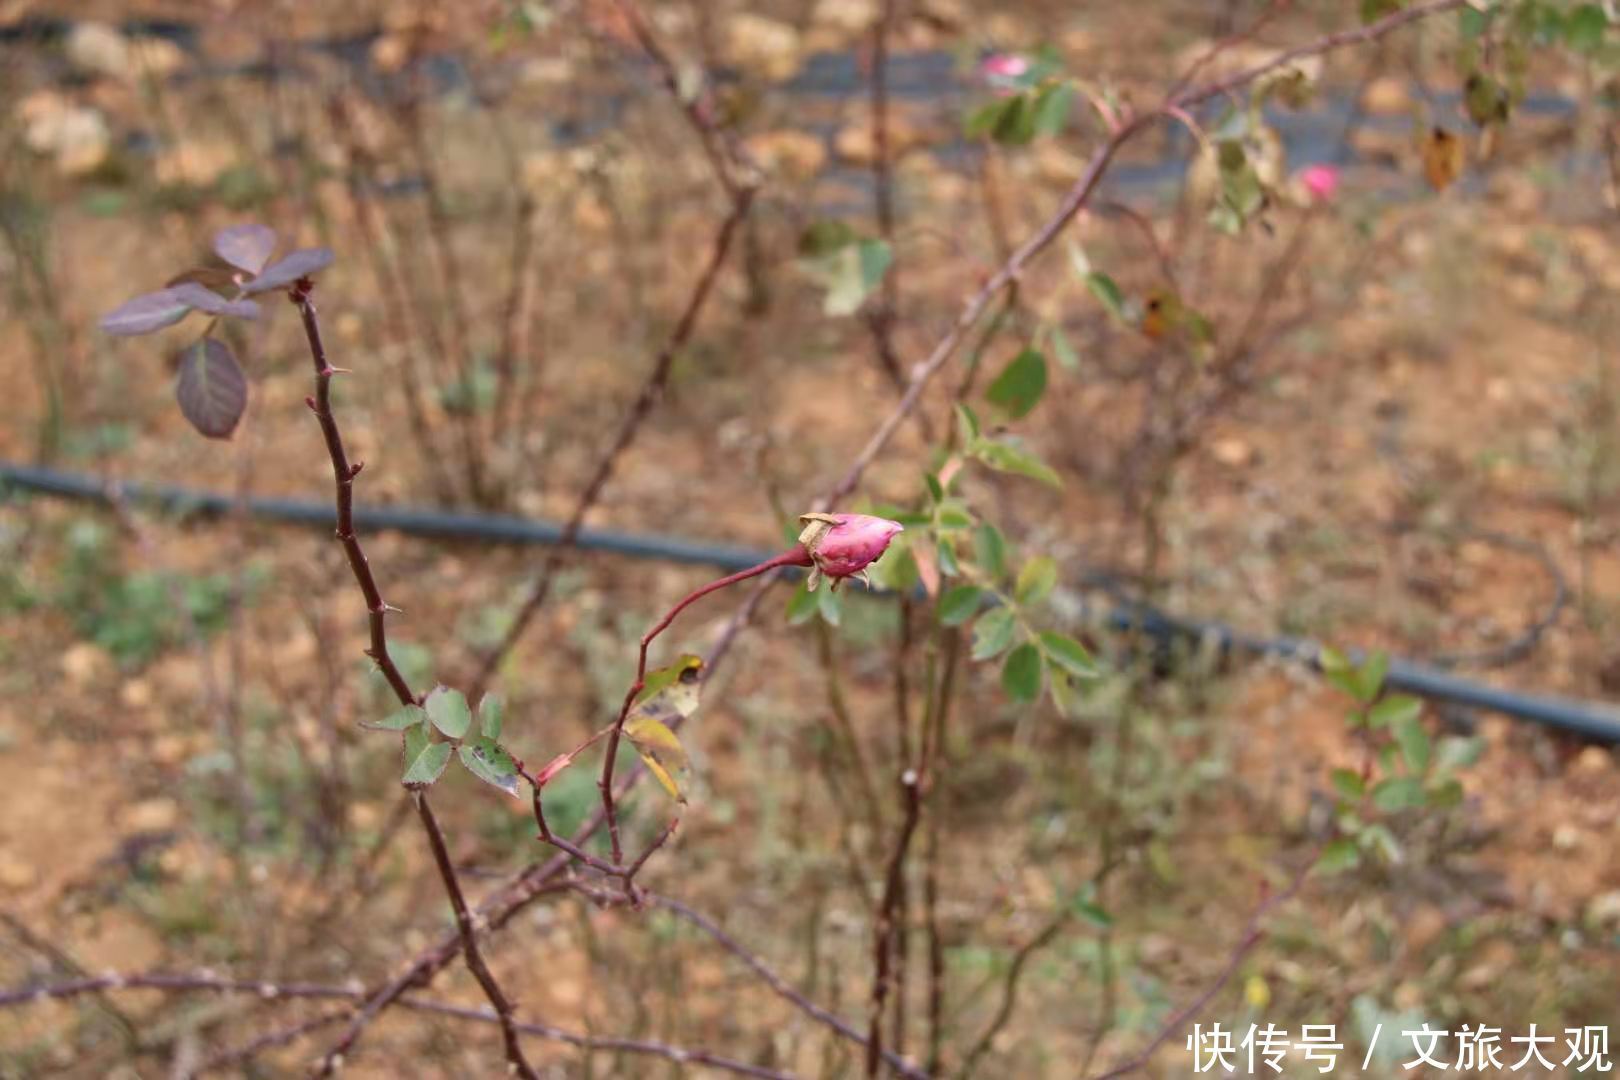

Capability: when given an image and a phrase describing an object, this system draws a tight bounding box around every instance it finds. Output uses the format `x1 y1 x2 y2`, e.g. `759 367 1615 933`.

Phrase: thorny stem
290 281 538 1080
599 547 812 864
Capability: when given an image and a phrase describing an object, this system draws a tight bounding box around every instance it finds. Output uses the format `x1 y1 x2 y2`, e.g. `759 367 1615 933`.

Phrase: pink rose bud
798 513 904 592
979 53 1031 95
980 53 1030 80
1300 163 1339 202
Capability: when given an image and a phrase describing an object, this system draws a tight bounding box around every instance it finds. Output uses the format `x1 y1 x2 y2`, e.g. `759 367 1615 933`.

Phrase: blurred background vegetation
2 0 1620 1076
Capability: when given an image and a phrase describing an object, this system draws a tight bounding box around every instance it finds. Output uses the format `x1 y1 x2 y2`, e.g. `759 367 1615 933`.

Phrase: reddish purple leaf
242 247 334 294
213 224 278 274
100 288 196 337
166 266 243 291
171 282 261 321
175 338 248 439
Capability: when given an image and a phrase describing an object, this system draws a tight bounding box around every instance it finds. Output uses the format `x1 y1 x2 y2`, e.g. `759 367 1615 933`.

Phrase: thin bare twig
0 972 794 1079
863 0 909 394
470 188 757 696
954 911 1070 1080
1089 858 1314 1079
648 892 929 1080
469 0 760 693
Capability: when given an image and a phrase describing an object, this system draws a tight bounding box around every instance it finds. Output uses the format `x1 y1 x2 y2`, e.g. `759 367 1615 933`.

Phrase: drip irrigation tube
4 460 1618 743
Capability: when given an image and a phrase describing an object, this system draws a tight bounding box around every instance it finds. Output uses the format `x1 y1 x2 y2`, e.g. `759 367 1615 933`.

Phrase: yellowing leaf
624 655 703 803
624 715 690 803
632 655 704 725
1421 127 1464 192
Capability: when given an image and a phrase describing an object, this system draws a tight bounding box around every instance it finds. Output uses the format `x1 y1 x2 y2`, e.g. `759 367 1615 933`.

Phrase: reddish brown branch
868 768 922 1077
0 972 791 1079
649 892 929 1080
863 0 907 394
599 547 811 864
290 282 538 1080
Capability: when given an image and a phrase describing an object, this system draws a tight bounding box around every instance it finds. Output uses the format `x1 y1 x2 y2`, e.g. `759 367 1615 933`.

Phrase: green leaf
1039 631 1099 678
1567 3 1608 51
974 523 1008 581
459 738 520 797
1355 652 1390 703
423 685 472 740
1393 711 1431 774
991 94 1037 144
971 606 1017 661
1315 837 1362 875
477 694 504 740
1464 72 1509 126
1048 669 1079 715
954 403 981 441
798 219 857 257
786 580 820 625
1428 777 1464 808
965 98 1015 139
1070 886 1113 927
1032 81 1075 136
403 723 429 771
1435 735 1485 773
1049 324 1080 373
1001 642 1042 702
1361 822 1403 864
1359 0 1401 25
1330 767 1365 801
403 739 453 787
1367 694 1421 730
817 583 842 625
1371 776 1427 812
985 348 1048 419
938 585 983 626
1085 272 1126 322
1015 556 1058 605
368 704 425 732
969 438 1063 489
800 233 893 317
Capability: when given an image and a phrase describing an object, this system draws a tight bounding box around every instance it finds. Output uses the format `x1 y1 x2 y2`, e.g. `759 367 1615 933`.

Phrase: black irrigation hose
4 460 1619 743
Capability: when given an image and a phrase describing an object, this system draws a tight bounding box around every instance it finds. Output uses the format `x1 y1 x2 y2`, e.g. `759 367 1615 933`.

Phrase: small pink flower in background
980 52 1031 95
981 53 1030 80
1300 163 1340 202
798 513 904 591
